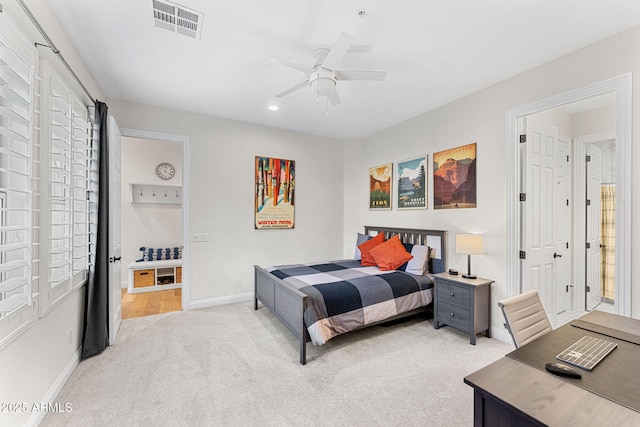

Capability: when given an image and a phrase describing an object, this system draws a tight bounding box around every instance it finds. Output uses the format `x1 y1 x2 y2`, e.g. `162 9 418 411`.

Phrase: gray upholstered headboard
363 226 448 274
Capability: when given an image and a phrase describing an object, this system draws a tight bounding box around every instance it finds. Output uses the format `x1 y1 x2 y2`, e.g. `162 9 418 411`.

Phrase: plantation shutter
71 97 90 286
42 67 72 310
40 64 92 314
0 29 35 348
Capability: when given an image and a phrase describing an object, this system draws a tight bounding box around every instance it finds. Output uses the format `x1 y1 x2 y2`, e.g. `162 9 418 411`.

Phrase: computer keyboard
556 335 617 371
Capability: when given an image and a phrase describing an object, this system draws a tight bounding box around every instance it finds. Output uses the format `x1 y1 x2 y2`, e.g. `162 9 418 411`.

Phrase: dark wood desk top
578 310 640 338
465 357 640 426
465 312 640 426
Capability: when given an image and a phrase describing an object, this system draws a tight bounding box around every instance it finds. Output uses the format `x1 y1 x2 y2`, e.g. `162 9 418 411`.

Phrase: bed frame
254 226 448 365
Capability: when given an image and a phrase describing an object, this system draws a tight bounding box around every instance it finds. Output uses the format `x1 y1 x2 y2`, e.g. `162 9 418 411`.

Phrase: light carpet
40 303 512 427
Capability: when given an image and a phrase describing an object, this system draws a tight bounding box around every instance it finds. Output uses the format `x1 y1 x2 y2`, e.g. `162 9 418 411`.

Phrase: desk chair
498 290 552 348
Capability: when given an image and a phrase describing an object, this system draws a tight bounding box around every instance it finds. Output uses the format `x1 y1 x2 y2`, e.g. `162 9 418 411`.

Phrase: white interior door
554 135 571 313
586 144 602 310
521 117 557 317
108 116 122 345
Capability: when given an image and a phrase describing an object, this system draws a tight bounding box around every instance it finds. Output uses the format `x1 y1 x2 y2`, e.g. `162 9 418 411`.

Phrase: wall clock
155 162 175 180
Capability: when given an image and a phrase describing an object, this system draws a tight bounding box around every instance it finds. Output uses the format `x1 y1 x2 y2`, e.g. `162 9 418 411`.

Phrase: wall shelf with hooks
129 183 182 204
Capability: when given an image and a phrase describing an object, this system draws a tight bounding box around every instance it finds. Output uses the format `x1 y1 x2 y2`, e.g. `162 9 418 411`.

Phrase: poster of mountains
433 143 477 209
397 156 427 209
369 163 392 210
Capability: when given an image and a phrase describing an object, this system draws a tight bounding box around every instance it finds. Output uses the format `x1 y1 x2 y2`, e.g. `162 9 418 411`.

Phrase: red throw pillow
369 235 414 271
358 233 385 266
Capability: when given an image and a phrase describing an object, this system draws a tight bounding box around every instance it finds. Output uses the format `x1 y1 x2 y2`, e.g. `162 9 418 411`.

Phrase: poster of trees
369 163 392 210
397 156 427 209
254 156 295 229
433 143 477 209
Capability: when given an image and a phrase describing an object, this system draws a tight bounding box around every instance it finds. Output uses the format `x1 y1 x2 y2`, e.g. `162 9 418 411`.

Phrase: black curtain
81 101 110 359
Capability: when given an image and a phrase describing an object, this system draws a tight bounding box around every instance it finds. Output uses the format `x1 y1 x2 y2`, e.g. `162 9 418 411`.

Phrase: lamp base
462 273 477 279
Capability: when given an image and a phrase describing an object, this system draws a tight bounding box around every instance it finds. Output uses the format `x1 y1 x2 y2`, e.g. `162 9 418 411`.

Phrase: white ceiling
47 0 640 140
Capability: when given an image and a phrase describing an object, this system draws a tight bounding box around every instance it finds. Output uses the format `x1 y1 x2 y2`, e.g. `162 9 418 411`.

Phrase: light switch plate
192 233 209 242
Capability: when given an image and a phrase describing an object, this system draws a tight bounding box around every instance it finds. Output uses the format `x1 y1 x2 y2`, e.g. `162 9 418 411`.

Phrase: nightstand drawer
437 300 470 330
438 281 471 308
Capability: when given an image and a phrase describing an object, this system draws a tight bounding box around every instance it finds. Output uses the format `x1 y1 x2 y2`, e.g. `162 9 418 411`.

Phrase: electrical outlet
68 328 73 344
192 233 209 242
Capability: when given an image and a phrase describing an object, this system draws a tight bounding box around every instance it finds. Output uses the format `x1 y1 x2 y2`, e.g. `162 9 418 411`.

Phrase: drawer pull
450 292 455 297
140 272 149 275
450 312 455 317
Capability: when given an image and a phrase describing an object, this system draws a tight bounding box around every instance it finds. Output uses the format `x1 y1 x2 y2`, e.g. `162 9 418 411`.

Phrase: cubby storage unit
128 259 182 293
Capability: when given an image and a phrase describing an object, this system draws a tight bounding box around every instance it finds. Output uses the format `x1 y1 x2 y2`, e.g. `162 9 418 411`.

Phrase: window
71 97 90 286
39 64 91 315
0 27 35 348
0 7 94 346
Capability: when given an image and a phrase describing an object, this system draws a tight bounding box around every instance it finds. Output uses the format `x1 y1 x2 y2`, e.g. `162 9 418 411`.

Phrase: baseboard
189 292 253 310
25 346 81 427
490 326 513 344
127 283 181 294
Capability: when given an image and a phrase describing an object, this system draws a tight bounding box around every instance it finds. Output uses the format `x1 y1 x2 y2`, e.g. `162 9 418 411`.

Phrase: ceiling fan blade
322 32 355 70
335 70 387 81
347 45 374 54
266 57 313 74
276 80 308 98
327 86 342 106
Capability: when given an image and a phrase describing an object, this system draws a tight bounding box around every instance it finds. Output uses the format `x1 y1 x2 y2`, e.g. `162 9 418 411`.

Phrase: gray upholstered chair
498 290 552 348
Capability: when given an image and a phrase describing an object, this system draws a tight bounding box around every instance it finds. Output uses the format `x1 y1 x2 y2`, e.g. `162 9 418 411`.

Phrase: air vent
152 0 203 39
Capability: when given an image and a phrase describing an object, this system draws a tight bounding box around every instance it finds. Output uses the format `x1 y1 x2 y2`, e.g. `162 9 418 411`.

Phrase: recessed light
268 105 279 111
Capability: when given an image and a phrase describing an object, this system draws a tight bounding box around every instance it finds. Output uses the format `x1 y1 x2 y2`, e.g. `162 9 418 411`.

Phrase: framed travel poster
433 142 477 209
369 163 392 210
397 156 427 209
254 156 295 229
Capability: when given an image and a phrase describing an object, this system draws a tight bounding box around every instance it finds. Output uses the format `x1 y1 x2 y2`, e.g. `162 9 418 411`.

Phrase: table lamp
456 234 483 279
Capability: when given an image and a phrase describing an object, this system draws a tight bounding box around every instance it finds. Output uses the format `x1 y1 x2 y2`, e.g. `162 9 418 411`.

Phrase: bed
254 226 448 364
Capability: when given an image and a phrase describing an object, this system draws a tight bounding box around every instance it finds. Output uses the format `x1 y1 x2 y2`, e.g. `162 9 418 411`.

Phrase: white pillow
404 245 431 275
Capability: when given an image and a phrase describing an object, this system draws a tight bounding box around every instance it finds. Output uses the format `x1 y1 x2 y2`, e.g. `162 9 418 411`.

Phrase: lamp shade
456 234 483 255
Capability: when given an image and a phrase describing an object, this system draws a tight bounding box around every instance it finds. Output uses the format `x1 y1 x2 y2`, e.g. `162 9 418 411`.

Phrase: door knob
553 252 562 258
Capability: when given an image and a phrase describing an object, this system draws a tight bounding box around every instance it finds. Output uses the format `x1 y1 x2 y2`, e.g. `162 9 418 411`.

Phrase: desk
464 311 640 426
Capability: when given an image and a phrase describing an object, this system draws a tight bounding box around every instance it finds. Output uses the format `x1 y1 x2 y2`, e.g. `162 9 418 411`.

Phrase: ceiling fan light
309 70 337 96
310 78 335 96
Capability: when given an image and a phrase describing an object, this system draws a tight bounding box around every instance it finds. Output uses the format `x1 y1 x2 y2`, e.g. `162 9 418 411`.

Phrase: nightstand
433 272 493 345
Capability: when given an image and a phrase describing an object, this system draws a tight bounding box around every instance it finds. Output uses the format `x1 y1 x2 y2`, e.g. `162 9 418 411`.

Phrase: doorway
575 132 617 313
506 74 632 326
118 128 191 318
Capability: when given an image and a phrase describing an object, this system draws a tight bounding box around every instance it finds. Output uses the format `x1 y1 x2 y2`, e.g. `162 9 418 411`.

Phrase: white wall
107 100 345 304
343 25 640 337
573 104 616 137
120 137 183 286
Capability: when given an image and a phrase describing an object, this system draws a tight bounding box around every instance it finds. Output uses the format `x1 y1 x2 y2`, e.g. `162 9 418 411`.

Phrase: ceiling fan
269 32 387 106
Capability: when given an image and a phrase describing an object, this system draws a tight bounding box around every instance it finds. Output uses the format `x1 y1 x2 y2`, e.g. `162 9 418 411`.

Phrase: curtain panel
81 101 110 359
600 184 616 301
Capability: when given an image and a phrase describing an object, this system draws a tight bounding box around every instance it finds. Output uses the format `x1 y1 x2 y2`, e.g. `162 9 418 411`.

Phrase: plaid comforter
267 259 434 345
